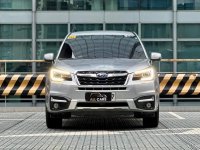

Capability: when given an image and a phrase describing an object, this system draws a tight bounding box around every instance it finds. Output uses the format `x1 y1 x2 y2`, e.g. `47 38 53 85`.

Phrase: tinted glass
0 24 32 39
140 0 172 10
37 0 103 10
144 41 173 58
105 0 139 10
37 24 68 39
106 24 138 33
177 42 200 72
178 42 200 59
177 62 200 72
70 0 103 10
36 62 51 72
144 41 173 72
178 24 200 38
0 0 32 10
5 63 32 72
70 24 103 32
142 24 172 38
37 0 69 10
36 0 174 11
59 35 146 59
177 0 200 10
0 42 32 60
36 42 61 59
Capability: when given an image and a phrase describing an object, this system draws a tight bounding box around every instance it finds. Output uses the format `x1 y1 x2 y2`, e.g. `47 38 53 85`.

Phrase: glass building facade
0 0 200 72
1 0 200 107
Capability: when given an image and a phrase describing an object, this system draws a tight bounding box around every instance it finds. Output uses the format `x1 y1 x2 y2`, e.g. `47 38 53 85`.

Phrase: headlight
133 67 155 81
50 68 72 82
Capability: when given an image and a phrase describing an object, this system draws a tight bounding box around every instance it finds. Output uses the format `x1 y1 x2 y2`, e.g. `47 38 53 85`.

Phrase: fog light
53 103 59 109
135 96 155 110
51 97 66 103
146 102 152 109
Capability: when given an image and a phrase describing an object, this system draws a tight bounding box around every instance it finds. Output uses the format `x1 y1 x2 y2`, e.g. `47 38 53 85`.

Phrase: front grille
78 87 127 91
77 71 128 85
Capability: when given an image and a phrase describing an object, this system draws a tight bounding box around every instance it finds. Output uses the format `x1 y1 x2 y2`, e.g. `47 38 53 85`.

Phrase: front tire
143 108 159 128
46 109 62 129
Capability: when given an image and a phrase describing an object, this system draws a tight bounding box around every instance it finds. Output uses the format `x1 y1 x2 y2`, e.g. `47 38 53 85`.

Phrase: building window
37 24 68 39
105 0 139 10
140 0 172 10
70 0 104 10
178 24 200 38
177 0 200 10
144 41 173 72
36 42 61 60
177 42 200 72
36 0 174 10
144 41 173 59
0 24 32 71
0 0 32 10
70 24 103 32
177 61 200 72
37 0 69 10
106 24 138 33
6 63 32 72
141 24 172 38
178 42 200 59
0 42 32 60
0 24 31 39
37 0 104 10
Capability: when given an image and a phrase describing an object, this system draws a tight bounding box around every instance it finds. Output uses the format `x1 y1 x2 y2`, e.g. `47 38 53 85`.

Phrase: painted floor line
168 112 185 119
0 119 24 121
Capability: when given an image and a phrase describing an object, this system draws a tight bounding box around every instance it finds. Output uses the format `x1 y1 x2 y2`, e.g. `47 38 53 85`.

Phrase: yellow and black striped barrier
159 73 200 96
0 74 200 96
0 74 45 96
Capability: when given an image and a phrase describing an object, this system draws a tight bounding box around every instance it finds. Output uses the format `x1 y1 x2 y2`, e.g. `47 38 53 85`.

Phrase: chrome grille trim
78 87 127 91
76 73 128 78
76 71 128 85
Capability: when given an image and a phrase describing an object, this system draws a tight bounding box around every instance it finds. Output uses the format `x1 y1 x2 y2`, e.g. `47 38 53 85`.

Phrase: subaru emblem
96 72 108 78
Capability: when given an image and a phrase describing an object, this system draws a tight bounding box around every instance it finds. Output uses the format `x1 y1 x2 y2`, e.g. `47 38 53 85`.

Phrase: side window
133 44 146 59
59 43 72 59
129 42 146 59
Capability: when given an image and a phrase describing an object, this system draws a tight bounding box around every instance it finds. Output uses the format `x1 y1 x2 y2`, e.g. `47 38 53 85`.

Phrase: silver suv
44 31 161 128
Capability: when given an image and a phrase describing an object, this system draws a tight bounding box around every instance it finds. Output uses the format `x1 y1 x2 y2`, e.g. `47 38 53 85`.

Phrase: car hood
54 59 150 74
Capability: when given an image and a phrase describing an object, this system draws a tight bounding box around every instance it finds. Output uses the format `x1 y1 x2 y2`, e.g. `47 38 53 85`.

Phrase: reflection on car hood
54 59 150 73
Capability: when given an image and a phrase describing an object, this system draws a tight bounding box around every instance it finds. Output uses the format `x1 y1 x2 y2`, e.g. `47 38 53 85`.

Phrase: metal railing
1 59 200 107
0 60 47 107
0 60 45 74
1 59 200 74
158 59 200 73
161 59 200 62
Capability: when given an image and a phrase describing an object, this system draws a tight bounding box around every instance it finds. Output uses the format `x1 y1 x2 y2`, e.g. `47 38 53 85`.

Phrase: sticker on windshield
124 35 136 38
68 35 76 39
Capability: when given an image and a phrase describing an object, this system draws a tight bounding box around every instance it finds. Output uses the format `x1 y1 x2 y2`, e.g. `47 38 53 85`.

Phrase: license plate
85 92 112 102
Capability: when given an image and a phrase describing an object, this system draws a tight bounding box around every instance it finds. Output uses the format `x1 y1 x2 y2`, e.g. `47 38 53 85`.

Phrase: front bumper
45 76 160 113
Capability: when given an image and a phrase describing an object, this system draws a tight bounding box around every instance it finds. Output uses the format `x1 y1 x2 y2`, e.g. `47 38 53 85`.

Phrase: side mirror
44 53 54 62
151 52 162 61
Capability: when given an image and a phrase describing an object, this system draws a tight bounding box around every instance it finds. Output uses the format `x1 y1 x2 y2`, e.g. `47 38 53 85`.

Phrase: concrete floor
0 111 200 149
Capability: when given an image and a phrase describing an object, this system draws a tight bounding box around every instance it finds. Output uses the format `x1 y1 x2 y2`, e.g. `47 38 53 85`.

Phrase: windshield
58 35 147 59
